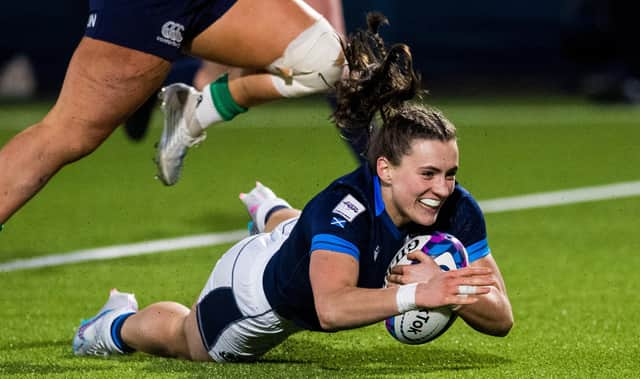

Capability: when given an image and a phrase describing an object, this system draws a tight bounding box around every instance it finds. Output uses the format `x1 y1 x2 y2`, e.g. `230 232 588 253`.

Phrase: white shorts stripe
197 218 301 362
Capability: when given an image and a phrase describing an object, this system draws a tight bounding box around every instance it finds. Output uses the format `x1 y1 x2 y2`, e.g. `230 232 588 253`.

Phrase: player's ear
376 156 393 184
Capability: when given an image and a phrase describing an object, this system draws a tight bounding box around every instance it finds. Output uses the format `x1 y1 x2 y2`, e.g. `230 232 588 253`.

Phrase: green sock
209 73 248 121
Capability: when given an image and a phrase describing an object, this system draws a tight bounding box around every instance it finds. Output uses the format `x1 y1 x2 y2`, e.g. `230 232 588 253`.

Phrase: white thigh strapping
267 18 344 98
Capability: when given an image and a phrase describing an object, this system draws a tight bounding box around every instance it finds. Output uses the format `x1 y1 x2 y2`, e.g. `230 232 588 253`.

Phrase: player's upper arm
309 249 359 298
309 248 360 329
304 188 370 323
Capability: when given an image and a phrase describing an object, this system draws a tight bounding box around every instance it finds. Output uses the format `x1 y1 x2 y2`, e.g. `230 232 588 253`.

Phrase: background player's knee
268 18 344 98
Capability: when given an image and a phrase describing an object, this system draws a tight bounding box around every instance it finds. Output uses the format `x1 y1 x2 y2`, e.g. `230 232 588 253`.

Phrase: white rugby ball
384 232 469 345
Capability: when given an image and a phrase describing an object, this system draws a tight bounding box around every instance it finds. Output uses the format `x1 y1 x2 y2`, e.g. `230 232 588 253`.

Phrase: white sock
239 182 290 233
195 83 223 129
253 197 291 233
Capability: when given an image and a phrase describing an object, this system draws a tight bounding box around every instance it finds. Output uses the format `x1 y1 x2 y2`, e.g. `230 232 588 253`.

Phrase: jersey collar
373 174 405 239
373 175 385 216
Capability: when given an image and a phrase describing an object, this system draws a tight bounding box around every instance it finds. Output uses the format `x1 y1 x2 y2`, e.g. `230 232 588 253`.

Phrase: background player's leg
155 0 344 185
0 38 170 223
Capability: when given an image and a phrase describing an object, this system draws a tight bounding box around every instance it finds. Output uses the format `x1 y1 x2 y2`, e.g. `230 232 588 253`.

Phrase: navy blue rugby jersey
262 164 490 331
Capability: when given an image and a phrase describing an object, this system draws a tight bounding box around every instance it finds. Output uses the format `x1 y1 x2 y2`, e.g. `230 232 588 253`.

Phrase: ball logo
405 238 420 252
405 311 430 336
384 235 430 285
384 232 468 344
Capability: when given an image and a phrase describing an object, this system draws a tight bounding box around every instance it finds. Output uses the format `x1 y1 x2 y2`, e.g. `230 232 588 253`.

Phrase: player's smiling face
378 138 458 227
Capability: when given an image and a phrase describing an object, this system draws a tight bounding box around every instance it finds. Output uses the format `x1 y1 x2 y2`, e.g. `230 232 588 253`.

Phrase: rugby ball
384 232 469 345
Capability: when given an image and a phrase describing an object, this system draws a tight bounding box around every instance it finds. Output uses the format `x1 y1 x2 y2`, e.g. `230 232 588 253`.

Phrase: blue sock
164 57 202 86
111 312 136 353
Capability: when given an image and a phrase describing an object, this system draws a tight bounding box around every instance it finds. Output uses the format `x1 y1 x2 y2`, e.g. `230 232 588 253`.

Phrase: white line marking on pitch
0 230 248 273
2 180 640 272
478 180 640 213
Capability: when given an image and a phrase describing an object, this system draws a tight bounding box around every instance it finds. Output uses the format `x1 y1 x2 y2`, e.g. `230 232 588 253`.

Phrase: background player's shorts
196 218 300 362
85 0 237 61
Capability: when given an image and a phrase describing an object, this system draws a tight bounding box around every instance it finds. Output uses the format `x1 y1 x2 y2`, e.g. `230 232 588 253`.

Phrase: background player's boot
123 95 156 142
155 84 206 186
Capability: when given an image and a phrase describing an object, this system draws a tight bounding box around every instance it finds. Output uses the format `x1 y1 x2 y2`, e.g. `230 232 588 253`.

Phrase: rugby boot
239 182 290 234
155 83 206 186
72 289 138 356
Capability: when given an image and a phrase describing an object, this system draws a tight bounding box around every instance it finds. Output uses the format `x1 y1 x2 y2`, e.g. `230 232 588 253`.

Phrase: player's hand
385 250 439 286
415 266 495 309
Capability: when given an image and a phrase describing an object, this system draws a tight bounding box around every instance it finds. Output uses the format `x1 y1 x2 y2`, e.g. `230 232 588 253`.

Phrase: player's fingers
457 285 478 295
454 273 497 288
386 273 407 285
447 294 479 306
239 192 246 200
388 264 408 275
454 285 491 298
423 255 440 268
406 250 429 263
389 262 427 275
454 266 492 277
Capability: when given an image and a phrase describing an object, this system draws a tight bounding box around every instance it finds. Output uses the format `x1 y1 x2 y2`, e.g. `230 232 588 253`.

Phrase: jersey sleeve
450 188 491 263
304 188 371 261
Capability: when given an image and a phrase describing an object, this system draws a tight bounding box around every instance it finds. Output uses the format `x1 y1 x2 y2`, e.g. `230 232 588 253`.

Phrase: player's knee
183 307 212 361
28 120 97 164
268 18 344 98
138 304 193 359
62 126 111 161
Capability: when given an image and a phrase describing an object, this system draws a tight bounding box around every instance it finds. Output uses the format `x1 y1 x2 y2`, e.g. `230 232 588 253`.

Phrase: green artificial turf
1 96 639 378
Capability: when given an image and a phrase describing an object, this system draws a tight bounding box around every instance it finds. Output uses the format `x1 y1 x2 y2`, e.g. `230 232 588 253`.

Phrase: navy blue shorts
85 0 237 61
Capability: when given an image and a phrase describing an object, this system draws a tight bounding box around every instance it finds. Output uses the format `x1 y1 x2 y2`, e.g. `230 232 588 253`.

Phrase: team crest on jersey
332 194 365 222
157 21 184 47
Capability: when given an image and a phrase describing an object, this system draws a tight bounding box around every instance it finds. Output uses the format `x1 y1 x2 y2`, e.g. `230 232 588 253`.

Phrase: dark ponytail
333 12 457 168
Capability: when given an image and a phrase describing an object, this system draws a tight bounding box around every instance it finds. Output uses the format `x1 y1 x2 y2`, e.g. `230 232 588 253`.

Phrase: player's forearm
456 286 513 336
314 286 400 331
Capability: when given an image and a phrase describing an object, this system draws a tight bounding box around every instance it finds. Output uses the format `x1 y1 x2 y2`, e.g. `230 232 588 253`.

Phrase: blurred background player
123 0 369 162
0 0 343 228
72 13 513 363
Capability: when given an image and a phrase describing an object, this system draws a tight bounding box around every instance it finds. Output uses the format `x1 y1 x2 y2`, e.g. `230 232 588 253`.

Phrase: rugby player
0 0 343 230
72 14 513 362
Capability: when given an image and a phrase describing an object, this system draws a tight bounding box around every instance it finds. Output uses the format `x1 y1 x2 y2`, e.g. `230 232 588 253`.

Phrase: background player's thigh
45 37 171 147
188 0 318 67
